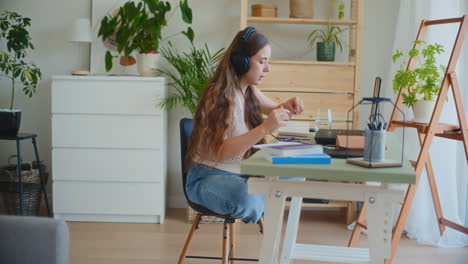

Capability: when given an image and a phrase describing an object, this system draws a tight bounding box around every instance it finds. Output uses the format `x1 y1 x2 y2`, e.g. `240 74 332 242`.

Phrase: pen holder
363 129 386 162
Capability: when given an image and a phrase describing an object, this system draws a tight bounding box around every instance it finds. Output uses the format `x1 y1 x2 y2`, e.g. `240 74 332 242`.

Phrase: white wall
0 0 401 208
0 0 92 196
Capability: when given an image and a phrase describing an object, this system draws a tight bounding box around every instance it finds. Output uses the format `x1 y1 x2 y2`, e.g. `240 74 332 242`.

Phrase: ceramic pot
363 129 386 162
0 110 21 136
136 52 160 77
317 42 335 61
413 100 436 123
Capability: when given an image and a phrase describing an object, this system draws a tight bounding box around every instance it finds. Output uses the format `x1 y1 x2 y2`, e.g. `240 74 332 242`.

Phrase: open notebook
278 121 310 139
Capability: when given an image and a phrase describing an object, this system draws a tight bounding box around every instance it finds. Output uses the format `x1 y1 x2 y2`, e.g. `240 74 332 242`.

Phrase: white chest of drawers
51 76 167 223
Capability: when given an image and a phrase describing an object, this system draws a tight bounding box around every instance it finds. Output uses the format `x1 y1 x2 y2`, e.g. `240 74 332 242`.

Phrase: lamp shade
70 18 92 43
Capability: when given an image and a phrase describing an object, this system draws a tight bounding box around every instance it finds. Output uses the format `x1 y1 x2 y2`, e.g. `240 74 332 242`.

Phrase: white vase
412 100 436 123
136 53 160 77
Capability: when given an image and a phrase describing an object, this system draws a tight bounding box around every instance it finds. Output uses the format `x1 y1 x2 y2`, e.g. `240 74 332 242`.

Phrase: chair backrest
179 118 234 219
179 118 193 201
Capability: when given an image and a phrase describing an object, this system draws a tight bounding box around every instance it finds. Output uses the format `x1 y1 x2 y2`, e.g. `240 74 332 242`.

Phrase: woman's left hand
280 97 304 116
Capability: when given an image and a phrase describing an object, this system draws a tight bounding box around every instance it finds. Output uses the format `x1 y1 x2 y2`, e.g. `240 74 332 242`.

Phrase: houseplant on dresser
0 11 42 136
392 40 445 123
98 0 194 76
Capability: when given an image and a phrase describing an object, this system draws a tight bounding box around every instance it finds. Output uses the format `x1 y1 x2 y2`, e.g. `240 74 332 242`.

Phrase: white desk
241 133 415 264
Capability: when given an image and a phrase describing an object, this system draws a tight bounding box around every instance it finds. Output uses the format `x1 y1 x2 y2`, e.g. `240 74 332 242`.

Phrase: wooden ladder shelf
348 15 468 264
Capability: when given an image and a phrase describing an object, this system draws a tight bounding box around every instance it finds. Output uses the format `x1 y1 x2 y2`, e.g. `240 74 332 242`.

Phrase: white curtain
383 0 468 248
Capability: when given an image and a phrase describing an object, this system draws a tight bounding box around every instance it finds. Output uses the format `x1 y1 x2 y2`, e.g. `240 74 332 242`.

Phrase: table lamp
69 18 92 75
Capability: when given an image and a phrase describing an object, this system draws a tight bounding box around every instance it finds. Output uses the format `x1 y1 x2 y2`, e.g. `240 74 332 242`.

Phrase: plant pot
412 100 436 123
136 52 160 77
290 0 313 18
317 42 335 61
0 110 21 136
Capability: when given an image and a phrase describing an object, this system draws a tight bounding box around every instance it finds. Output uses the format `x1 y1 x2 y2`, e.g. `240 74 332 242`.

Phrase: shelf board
390 120 460 134
247 16 358 25
286 200 350 208
271 60 355 67
435 131 466 141
260 87 354 94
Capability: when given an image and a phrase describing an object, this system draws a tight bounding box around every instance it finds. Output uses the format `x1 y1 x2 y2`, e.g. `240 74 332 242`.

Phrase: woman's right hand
263 107 291 133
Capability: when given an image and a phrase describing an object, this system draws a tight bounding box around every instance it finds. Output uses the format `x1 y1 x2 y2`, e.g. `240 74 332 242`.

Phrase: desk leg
280 196 302 264
258 188 286 264
32 137 51 217
16 140 24 216
366 193 393 264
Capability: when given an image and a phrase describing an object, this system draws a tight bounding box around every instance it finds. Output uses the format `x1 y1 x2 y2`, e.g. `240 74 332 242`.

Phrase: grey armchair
0 215 69 264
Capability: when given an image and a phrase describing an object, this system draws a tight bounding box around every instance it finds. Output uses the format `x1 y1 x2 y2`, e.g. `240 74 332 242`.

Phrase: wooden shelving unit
247 16 358 25
240 0 364 130
240 0 364 224
271 59 356 66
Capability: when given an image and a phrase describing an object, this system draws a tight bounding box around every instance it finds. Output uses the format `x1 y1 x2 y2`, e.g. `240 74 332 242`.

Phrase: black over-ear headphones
230 27 256 76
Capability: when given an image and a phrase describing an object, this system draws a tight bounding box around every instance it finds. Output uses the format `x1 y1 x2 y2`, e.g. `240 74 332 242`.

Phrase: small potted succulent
392 40 445 123
0 11 42 136
98 0 194 76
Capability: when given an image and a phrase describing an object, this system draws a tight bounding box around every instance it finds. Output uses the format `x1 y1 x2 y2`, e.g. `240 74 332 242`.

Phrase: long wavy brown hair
185 28 269 170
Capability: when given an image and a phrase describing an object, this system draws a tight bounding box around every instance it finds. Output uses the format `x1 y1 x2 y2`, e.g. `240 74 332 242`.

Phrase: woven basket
0 158 48 216
290 0 313 18
186 205 225 224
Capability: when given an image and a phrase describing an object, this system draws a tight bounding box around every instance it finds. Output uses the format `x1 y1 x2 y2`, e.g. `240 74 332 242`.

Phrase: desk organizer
345 96 406 168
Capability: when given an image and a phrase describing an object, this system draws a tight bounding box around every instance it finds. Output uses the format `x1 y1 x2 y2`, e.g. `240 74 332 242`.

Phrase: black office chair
178 118 263 264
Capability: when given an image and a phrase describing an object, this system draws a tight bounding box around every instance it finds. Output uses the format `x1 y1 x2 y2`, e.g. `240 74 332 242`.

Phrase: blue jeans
186 162 264 223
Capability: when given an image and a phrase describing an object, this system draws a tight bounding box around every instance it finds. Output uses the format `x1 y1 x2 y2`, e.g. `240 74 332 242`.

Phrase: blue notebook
265 153 332 164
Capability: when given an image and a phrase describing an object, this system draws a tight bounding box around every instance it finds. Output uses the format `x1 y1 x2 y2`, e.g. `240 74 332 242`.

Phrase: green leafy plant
330 0 345 19
0 11 42 110
307 25 347 52
392 40 445 107
307 0 347 55
98 0 194 72
337 0 345 19
156 43 224 113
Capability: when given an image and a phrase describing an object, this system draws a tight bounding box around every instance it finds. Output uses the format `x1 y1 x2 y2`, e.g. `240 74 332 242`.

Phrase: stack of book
256 142 331 164
278 121 310 140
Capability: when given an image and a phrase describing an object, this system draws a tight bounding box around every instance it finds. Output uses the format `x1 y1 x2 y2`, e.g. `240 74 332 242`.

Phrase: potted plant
307 25 346 61
0 11 42 136
392 40 445 123
98 0 194 76
306 0 346 61
156 43 224 113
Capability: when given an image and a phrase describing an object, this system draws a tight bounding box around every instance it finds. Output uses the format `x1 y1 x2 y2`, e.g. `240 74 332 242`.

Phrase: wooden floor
0 203 466 264
63 208 467 264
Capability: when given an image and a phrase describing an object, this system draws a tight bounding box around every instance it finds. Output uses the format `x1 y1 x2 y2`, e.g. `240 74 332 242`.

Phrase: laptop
314 129 365 145
324 147 364 159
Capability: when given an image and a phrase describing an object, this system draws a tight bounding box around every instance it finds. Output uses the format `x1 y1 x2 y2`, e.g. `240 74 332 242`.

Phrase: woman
185 27 304 223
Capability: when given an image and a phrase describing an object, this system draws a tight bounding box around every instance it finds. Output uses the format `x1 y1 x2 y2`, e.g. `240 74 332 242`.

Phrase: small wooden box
251 4 277 17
